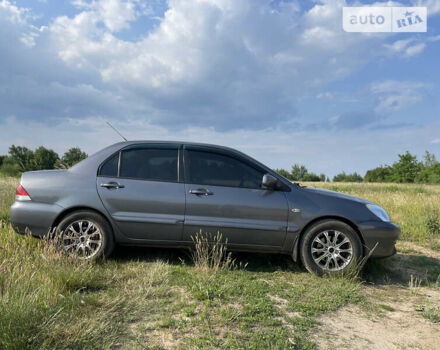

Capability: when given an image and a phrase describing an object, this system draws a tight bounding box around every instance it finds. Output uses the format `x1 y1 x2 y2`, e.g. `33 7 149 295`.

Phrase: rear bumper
10 201 63 237
358 221 401 258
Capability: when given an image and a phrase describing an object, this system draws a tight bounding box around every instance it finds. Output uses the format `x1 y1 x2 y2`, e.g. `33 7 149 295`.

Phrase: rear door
97 143 185 241
182 146 289 249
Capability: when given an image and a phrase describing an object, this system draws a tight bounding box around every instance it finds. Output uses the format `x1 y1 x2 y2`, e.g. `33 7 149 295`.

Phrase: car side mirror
262 174 278 189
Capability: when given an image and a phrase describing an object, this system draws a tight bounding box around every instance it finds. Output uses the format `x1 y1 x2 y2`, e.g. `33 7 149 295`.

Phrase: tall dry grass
0 177 171 349
0 224 110 349
190 230 235 272
0 222 172 349
0 177 18 222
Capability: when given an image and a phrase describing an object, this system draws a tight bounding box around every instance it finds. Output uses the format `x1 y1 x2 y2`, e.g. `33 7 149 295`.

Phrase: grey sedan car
10 141 400 275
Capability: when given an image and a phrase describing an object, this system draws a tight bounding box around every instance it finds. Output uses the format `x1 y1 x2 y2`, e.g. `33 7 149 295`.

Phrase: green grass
0 178 439 349
421 305 440 323
0 222 360 349
379 304 395 312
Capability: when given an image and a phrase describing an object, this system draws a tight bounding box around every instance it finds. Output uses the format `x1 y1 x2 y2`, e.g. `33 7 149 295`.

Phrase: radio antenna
106 121 128 141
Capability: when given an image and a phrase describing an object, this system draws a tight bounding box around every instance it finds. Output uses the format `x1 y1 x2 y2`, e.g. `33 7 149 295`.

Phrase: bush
391 151 422 183
61 148 88 167
274 168 294 181
301 173 321 182
291 164 308 181
0 158 21 177
364 166 393 182
8 145 35 172
425 210 440 236
415 163 440 184
34 146 59 170
0 145 88 175
333 171 363 182
275 166 327 182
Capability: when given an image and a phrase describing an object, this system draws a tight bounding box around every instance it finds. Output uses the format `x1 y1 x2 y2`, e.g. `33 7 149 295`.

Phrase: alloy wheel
62 220 103 260
311 230 353 272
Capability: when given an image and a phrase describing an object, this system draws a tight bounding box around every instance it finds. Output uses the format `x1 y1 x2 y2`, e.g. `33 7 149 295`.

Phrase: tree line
0 145 88 176
1 145 439 184
275 150 440 184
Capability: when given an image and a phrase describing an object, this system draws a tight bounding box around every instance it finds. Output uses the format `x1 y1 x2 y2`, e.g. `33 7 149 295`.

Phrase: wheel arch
51 206 114 237
291 215 365 262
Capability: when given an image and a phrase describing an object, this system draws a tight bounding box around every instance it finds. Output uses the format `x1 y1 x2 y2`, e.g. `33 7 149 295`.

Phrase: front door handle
189 188 213 196
100 182 125 189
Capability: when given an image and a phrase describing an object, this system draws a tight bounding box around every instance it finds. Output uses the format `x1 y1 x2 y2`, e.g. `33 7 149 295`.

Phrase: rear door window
120 147 178 182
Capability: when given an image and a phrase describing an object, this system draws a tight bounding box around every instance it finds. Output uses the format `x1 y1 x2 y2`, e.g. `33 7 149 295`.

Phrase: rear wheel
57 211 114 260
299 220 363 275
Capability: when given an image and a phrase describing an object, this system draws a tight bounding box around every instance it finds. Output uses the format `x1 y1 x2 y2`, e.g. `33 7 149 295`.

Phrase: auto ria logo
343 7 427 32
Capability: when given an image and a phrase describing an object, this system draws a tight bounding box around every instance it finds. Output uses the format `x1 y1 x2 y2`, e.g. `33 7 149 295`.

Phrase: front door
97 144 185 241
182 146 289 249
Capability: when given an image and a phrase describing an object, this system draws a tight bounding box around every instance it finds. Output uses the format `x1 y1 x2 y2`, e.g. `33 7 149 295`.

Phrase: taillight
16 184 31 201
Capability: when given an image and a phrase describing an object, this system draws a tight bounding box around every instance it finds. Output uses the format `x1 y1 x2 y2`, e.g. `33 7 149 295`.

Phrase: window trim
183 146 274 191
97 143 181 184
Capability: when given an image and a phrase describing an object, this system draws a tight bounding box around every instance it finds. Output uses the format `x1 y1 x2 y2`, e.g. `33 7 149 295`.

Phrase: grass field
0 178 439 349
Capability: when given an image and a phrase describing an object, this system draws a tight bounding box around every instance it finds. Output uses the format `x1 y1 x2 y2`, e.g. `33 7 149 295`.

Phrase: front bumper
358 221 401 258
10 201 63 237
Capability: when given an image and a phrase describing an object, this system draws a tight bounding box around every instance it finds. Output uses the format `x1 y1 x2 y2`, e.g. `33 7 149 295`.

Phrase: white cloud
44 0 416 130
316 92 335 99
71 0 144 32
375 94 421 113
1 0 436 131
385 38 414 53
404 42 426 57
427 34 440 42
0 0 41 48
385 39 427 58
0 0 31 24
370 80 426 94
371 80 426 113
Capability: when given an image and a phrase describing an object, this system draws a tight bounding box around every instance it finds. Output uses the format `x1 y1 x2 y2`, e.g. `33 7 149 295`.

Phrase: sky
0 0 439 177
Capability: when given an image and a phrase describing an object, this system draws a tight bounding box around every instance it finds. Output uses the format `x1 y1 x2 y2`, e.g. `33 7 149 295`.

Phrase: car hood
300 186 373 205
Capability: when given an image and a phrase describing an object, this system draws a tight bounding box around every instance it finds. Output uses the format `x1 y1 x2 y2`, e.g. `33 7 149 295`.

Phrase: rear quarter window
99 153 119 177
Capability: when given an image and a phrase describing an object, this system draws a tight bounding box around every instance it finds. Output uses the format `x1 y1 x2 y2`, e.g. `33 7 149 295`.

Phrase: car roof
116 140 241 153
115 140 270 170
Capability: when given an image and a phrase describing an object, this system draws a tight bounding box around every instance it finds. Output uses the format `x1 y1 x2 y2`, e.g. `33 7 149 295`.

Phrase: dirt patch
389 253 439 283
269 294 303 319
397 241 440 260
313 287 440 350
268 294 302 339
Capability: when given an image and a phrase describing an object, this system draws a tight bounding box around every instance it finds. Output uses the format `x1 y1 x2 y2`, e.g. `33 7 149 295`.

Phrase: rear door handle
100 182 125 189
189 188 213 196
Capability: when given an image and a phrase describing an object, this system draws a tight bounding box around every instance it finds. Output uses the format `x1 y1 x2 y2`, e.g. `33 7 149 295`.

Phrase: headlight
366 204 390 222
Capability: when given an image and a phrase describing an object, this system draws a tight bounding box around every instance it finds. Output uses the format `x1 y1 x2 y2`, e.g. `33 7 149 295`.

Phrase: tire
299 220 363 275
57 210 115 260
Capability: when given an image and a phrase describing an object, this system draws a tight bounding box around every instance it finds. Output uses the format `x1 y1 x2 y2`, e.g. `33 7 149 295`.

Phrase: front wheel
57 210 115 260
299 220 363 275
